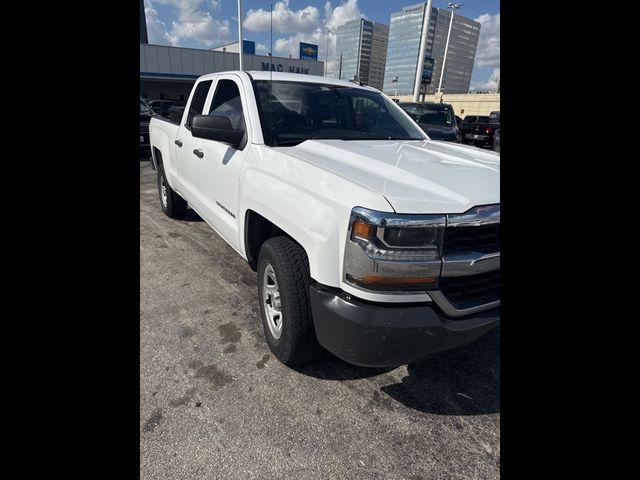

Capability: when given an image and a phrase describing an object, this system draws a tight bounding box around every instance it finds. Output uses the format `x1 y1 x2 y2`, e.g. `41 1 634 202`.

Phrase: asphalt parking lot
140 159 500 480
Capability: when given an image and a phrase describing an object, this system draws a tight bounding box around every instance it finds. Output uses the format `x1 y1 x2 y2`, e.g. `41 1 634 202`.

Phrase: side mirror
191 115 245 149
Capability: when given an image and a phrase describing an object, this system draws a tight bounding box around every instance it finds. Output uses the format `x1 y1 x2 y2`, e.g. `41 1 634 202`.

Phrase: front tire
157 166 187 219
257 237 321 366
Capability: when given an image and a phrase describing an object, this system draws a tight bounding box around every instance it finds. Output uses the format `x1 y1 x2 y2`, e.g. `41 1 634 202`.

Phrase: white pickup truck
149 71 500 368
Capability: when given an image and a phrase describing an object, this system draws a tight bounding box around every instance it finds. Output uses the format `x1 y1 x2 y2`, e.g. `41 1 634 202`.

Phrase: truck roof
196 71 377 91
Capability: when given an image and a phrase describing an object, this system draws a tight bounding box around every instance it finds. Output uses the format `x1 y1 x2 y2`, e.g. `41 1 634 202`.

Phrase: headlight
344 207 445 291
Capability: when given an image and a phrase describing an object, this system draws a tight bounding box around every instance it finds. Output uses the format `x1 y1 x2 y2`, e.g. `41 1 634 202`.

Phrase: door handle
175 139 183 147
193 149 204 158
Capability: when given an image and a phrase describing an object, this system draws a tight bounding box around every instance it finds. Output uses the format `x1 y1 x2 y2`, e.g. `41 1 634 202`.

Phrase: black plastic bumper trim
309 285 499 368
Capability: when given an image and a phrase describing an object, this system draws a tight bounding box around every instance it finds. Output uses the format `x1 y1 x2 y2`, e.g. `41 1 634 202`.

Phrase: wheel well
244 210 291 271
153 147 163 168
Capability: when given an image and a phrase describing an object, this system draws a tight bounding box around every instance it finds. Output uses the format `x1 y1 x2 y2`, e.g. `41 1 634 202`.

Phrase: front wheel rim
160 176 168 208
262 264 283 340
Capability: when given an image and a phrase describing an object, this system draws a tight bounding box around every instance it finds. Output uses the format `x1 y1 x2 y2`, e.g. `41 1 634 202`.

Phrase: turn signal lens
346 274 437 291
352 221 375 240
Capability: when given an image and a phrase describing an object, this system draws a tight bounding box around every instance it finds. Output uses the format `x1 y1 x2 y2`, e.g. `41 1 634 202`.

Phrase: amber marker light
352 220 375 240
346 274 437 290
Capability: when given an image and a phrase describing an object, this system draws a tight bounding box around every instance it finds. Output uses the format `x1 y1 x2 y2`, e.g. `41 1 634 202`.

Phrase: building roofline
211 40 243 50
141 42 323 65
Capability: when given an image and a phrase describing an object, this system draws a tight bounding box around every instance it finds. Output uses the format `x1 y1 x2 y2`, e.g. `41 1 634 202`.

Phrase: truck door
183 75 250 252
173 79 213 199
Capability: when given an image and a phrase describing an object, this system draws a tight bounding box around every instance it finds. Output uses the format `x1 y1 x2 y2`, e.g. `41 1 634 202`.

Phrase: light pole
437 2 463 94
412 0 433 103
325 28 334 76
238 0 243 71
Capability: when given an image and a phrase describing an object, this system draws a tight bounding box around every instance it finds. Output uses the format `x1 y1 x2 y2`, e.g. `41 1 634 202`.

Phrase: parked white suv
149 71 500 368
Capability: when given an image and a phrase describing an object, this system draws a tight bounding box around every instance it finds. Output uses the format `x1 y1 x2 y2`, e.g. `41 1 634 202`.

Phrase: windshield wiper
272 136 421 145
273 139 310 147
342 137 420 141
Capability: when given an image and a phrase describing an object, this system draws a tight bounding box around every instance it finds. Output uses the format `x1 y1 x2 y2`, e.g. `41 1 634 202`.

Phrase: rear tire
157 166 187 219
257 236 321 366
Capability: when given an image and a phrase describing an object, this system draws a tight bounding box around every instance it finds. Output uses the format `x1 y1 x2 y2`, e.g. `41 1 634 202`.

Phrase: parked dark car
140 97 154 154
460 115 500 148
398 102 461 142
148 99 186 118
493 128 500 152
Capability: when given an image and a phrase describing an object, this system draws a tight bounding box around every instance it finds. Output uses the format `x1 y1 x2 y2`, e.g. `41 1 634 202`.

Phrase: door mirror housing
191 115 245 149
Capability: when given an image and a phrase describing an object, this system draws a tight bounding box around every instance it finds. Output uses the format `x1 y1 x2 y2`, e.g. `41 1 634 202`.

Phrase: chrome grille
439 270 500 310
443 223 500 254
431 205 500 316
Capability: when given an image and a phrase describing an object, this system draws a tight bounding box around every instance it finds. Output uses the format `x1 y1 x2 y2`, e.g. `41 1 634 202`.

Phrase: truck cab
149 71 500 368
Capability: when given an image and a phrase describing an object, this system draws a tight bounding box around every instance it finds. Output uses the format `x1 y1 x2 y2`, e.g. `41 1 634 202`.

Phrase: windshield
140 99 153 115
400 105 454 127
252 80 424 146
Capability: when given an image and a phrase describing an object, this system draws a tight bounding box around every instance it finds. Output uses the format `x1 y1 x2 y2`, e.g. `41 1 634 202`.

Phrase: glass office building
334 19 389 90
383 3 481 97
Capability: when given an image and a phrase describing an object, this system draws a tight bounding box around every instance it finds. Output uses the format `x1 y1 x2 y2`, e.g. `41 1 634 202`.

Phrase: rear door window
208 79 244 130
185 80 213 129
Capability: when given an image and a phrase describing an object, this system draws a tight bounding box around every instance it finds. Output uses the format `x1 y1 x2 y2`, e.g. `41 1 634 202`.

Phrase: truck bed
149 114 181 181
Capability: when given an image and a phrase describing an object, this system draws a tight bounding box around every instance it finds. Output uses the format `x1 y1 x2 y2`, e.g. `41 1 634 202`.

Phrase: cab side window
185 80 212 129
208 80 245 131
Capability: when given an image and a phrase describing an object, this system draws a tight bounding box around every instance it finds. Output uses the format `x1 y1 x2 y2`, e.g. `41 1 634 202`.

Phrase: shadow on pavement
295 327 500 415
292 352 394 380
381 327 500 415
180 208 204 223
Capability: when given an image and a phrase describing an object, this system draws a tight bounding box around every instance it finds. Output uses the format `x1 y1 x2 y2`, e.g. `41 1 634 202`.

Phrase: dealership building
139 0 322 100
140 43 324 101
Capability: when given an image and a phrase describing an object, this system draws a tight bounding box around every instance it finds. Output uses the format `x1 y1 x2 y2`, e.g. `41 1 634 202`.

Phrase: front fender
239 146 392 287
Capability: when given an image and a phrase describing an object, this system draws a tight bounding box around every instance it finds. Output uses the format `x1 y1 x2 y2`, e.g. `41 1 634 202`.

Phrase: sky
144 0 500 91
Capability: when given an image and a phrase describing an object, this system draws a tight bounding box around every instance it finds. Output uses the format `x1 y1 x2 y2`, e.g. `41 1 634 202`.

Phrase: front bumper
310 285 499 368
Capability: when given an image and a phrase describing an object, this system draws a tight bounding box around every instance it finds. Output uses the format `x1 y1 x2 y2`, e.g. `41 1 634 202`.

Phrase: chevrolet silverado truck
149 71 500 368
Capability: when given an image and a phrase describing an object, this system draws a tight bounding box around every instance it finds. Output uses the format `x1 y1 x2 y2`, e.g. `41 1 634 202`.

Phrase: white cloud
324 0 362 32
471 68 500 92
146 0 364 72
265 0 362 75
243 0 320 34
144 0 172 45
474 12 500 68
149 0 232 47
255 43 269 55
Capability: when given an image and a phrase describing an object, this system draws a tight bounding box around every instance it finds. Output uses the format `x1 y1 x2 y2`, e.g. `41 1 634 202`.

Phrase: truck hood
276 139 500 214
